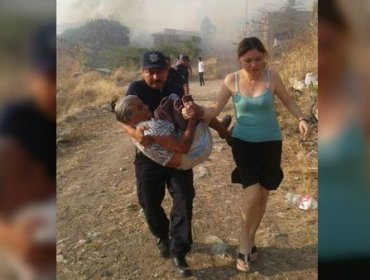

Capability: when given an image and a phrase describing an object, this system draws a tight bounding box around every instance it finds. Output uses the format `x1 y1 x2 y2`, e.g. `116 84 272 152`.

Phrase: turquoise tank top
231 70 282 142
319 122 370 261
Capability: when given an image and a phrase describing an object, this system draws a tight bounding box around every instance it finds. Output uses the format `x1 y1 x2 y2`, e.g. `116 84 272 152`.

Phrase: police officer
121 51 194 277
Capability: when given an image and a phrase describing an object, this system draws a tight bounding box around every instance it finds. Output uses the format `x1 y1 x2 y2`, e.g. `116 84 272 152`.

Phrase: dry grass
57 71 136 121
273 27 318 200
112 67 141 86
57 54 81 80
270 25 318 145
272 26 317 84
57 52 142 121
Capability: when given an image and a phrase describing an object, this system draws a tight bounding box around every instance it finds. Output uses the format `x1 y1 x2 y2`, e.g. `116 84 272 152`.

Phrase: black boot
172 256 192 277
156 238 169 258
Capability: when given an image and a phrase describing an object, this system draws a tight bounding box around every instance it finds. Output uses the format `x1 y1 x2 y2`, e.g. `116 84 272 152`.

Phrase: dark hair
318 0 347 30
237 37 267 58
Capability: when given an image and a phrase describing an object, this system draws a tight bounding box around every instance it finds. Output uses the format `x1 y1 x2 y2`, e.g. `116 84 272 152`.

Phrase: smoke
57 0 315 49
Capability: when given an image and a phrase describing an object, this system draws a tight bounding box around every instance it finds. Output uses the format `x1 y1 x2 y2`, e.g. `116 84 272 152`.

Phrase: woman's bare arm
273 70 310 139
273 71 306 119
182 74 233 120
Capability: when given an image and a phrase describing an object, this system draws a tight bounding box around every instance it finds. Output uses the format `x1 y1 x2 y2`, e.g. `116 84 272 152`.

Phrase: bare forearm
190 103 221 120
121 123 136 138
179 119 196 153
203 105 221 120
152 119 196 154
183 84 189 95
0 219 12 246
285 100 306 120
0 219 29 258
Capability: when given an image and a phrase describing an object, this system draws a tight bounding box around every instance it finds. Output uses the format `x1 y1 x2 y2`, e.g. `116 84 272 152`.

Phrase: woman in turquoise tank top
182 37 310 272
318 0 370 276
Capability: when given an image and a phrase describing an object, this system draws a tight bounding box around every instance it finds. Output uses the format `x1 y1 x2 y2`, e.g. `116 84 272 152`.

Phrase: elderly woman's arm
151 118 197 154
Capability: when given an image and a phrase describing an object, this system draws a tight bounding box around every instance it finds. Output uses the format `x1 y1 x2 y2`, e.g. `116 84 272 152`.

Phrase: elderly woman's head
114 96 152 125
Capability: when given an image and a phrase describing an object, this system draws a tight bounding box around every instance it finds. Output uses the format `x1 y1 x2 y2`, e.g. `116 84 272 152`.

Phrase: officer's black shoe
172 256 192 277
156 238 169 258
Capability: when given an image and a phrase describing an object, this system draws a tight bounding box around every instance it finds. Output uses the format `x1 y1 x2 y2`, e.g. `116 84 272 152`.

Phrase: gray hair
114 95 138 124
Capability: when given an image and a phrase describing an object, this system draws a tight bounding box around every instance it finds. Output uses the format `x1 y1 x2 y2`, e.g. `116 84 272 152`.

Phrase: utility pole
245 0 249 35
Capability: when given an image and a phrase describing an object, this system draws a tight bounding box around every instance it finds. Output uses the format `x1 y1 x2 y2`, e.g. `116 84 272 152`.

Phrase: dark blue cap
142 51 167 69
30 22 56 74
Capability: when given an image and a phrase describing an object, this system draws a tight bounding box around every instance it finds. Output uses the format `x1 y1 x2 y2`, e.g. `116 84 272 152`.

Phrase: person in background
175 55 192 95
174 54 182 68
198 57 205 86
163 56 232 144
164 56 186 88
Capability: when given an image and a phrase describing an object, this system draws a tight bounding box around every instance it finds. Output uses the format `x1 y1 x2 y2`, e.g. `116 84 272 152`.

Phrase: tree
61 18 130 49
177 40 201 59
60 19 131 68
200 17 216 45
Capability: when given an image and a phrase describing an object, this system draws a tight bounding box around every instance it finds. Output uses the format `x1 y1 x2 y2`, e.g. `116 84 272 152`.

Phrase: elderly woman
182 37 310 272
114 95 212 170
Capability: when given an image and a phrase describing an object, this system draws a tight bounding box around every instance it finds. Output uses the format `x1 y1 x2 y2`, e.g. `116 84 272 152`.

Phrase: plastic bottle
286 192 317 210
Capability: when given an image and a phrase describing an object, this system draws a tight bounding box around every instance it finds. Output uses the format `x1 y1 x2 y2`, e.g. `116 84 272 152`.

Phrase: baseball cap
30 22 56 74
142 51 167 69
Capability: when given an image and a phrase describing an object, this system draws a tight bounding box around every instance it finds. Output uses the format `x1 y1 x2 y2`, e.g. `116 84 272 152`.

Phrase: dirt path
57 79 317 279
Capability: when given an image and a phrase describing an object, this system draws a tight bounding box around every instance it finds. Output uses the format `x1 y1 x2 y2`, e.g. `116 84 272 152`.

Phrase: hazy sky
57 0 315 45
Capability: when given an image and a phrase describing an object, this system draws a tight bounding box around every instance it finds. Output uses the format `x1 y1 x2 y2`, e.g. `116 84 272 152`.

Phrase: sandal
236 251 251 272
250 246 258 262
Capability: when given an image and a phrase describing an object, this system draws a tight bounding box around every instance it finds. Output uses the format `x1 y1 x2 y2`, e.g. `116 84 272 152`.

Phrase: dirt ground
57 79 318 280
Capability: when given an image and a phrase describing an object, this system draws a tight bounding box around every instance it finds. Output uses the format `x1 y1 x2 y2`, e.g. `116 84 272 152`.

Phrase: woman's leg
249 185 269 247
239 183 261 255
